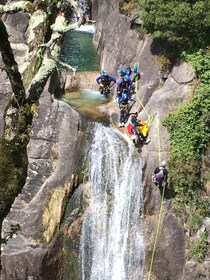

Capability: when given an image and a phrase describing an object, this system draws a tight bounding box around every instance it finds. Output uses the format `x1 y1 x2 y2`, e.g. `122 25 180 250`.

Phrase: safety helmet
133 65 138 72
124 74 130 80
161 160 166 166
102 70 107 75
118 68 124 74
122 92 128 100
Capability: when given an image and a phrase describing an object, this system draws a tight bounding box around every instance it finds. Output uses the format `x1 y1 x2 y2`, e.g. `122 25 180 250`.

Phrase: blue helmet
102 70 107 75
124 74 130 80
133 66 138 72
122 92 128 100
118 68 124 74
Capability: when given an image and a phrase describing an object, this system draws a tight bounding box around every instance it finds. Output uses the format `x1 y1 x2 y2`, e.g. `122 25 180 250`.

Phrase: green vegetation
163 50 210 226
138 0 210 52
0 102 34 218
123 0 210 232
119 0 140 15
189 231 209 262
1 224 21 245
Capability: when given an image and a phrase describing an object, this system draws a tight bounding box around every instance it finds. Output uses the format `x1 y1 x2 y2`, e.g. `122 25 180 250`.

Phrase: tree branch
0 1 35 14
27 4 84 102
0 19 25 105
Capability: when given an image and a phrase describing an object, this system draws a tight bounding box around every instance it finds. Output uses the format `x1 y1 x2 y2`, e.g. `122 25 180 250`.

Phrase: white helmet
161 160 166 166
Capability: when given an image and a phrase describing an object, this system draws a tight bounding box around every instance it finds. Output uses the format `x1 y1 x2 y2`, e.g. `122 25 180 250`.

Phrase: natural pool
60 26 112 116
61 89 112 119
60 27 100 72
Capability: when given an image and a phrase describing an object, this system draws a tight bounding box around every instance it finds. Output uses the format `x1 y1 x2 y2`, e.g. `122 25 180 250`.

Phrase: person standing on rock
116 74 135 100
152 161 168 188
96 70 116 96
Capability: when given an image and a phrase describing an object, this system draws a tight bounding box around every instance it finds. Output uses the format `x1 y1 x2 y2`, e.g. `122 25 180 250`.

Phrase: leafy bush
189 231 209 262
187 213 203 232
139 0 210 51
119 0 139 15
163 49 210 222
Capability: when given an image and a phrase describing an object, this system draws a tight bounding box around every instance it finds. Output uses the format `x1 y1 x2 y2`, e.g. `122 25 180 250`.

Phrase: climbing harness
147 112 166 280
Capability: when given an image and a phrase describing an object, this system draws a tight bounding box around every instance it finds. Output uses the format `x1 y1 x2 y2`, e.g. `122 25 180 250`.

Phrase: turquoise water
61 89 112 119
60 30 100 72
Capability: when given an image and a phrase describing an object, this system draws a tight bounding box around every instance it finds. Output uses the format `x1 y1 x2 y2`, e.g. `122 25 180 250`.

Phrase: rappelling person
127 111 151 145
96 70 116 96
152 161 168 188
137 120 151 144
118 91 136 127
127 111 143 144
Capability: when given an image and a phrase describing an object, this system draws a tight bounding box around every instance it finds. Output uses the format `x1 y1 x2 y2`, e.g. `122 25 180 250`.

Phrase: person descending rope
137 120 151 144
96 70 116 96
127 111 151 145
127 111 143 144
118 91 136 127
152 161 168 188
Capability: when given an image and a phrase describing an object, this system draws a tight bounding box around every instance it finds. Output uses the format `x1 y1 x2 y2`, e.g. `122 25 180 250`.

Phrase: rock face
0 1 208 280
1 90 83 279
91 1 209 280
0 6 86 279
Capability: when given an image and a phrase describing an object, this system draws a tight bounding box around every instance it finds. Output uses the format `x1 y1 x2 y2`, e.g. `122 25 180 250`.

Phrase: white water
80 123 144 280
75 24 96 33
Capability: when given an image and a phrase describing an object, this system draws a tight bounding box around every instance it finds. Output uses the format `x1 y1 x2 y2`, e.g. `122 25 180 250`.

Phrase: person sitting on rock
96 70 116 95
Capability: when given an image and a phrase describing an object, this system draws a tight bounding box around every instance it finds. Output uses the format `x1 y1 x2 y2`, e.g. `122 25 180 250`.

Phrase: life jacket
136 120 149 137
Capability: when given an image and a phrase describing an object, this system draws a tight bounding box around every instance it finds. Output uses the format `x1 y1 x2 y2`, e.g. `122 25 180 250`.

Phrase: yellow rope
147 113 166 280
147 182 166 280
136 94 150 118
134 66 150 119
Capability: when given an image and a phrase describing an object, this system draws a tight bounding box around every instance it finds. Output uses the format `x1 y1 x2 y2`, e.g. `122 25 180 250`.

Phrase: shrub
139 0 210 52
189 231 209 262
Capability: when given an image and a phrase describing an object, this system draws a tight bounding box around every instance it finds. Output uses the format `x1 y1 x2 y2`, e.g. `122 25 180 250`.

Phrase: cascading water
80 123 144 280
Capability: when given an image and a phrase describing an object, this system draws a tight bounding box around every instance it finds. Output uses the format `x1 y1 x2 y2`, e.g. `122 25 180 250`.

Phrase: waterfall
80 123 144 280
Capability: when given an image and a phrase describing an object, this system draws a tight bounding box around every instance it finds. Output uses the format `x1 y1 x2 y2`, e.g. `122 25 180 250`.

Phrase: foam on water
75 24 96 33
